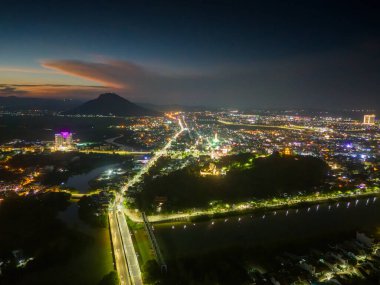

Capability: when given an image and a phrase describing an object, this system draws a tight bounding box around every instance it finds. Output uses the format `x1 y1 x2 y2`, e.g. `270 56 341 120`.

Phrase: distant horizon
1 1 379 110
1 2 380 284
0 93 378 114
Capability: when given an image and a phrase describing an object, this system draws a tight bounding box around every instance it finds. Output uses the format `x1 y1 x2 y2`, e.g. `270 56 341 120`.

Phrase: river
65 164 118 193
154 197 380 259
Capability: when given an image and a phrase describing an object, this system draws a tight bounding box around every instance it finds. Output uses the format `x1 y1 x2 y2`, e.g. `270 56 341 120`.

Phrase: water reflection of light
166 197 377 231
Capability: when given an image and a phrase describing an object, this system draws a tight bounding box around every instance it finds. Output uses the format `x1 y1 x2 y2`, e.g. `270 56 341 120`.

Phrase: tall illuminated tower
54 131 73 151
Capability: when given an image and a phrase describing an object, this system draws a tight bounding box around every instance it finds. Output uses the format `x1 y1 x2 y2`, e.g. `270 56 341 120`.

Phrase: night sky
1 0 379 109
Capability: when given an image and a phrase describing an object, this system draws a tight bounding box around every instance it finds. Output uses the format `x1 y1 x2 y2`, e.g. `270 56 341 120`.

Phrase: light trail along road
110 116 185 284
108 211 131 285
117 210 143 285
122 117 185 192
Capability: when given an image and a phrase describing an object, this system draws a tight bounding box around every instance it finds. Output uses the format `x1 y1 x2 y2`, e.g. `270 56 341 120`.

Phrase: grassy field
12 201 115 285
126 215 156 268
16 227 114 285
133 227 156 266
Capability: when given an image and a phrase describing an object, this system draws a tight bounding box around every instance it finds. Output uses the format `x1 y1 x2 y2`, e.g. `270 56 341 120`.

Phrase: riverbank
125 188 380 223
15 226 114 285
65 163 119 193
154 197 380 260
56 202 114 285
4 200 114 285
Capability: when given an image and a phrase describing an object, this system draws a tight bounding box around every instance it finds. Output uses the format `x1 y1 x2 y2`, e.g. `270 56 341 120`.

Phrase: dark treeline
78 193 115 228
136 154 329 213
0 115 124 144
143 252 249 285
6 152 126 185
98 271 119 285
0 192 91 284
144 230 380 285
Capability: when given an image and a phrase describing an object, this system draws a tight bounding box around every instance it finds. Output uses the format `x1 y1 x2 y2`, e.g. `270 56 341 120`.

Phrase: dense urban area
0 102 379 284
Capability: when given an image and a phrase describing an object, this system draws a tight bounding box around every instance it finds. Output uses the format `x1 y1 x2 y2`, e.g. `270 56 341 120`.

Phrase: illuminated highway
121 117 185 224
109 211 131 285
109 208 143 285
122 117 185 191
110 116 185 283
78 149 150 155
117 210 143 285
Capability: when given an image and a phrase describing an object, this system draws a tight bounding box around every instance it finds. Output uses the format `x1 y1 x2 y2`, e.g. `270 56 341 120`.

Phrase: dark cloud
0 85 28 96
0 84 107 99
40 45 380 109
1 1 380 108
41 59 220 103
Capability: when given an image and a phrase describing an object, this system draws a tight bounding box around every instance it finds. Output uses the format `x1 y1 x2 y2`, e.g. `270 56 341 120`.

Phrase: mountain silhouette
64 93 161 116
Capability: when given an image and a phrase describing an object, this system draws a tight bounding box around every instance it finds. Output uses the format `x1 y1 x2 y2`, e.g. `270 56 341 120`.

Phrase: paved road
109 211 131 285
122 117 185 192
79 149 149 155
117 210 143 285
110 116 185 283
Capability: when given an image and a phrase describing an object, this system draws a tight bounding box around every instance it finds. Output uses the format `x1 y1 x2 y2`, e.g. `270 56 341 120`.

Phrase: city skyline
1 0 380 109
2 2 380 284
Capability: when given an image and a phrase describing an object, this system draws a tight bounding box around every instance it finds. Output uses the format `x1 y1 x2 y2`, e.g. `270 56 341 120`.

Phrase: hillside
64 93 161 116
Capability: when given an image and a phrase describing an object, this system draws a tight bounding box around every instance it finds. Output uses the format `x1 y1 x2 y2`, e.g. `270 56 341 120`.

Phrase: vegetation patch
136 153 329 213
